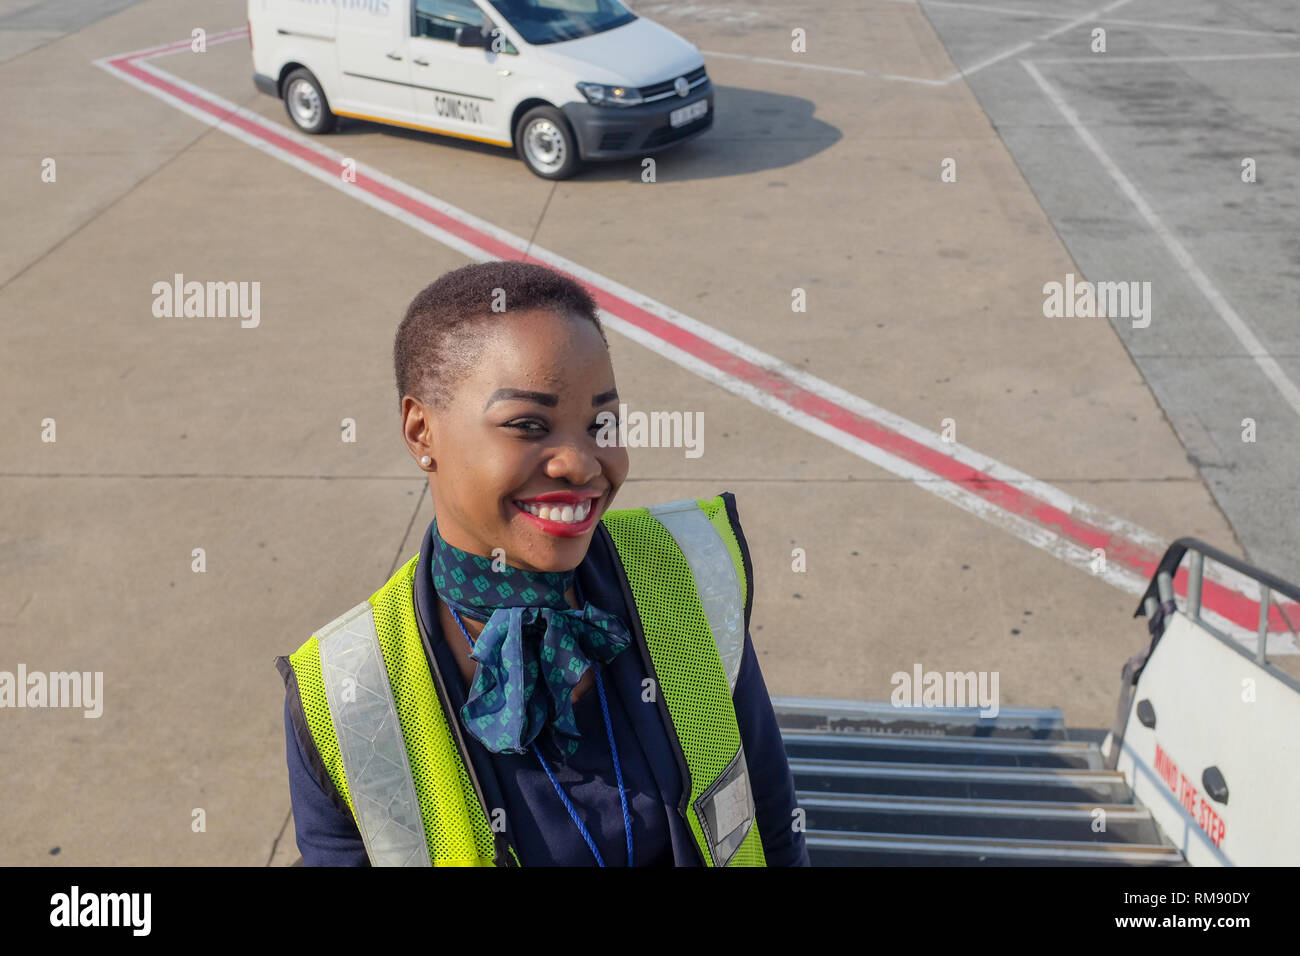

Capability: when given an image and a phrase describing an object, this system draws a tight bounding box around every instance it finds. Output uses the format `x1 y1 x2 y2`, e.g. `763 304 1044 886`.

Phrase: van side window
414 0 485 41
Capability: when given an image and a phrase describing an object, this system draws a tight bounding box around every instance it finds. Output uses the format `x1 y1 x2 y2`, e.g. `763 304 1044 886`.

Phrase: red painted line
571 280 1296 632
107 44 1299 636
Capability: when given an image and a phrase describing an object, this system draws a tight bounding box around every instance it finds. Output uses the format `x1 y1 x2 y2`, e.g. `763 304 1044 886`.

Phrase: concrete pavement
1 0 1288 865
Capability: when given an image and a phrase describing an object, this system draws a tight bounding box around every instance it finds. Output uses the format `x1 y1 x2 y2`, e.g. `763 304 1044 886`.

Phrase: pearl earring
420 456 431 467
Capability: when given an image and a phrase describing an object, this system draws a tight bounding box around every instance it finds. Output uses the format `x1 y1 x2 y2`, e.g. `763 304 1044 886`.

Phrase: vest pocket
692 743 757 866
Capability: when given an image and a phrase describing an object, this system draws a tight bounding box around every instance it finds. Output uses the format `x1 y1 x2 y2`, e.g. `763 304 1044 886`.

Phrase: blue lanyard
447 591 634 867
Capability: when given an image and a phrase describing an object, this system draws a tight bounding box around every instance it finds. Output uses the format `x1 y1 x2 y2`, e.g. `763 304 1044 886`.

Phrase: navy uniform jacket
279 497 810 866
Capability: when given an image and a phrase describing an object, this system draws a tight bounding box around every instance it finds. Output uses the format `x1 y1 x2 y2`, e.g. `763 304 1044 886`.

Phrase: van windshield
484 0 636 45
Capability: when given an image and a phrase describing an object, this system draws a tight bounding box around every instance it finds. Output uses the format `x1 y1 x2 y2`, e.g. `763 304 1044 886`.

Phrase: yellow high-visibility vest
281 494 767 866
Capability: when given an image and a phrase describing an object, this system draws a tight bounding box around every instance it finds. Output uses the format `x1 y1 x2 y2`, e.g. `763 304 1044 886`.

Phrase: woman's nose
545 439 602 485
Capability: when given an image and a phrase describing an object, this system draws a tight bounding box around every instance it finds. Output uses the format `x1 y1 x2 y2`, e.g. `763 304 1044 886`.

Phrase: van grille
638 66 708 103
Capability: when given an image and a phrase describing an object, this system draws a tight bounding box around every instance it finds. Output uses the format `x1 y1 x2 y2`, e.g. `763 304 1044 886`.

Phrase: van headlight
576 82 643 107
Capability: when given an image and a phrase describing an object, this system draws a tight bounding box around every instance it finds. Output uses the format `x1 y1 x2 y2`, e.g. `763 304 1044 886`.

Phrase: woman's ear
401 395 436 470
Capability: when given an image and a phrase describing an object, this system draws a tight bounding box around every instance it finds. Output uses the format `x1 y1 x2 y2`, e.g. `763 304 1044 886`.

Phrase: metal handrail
1133 536 1300 667
1106 538 1300 770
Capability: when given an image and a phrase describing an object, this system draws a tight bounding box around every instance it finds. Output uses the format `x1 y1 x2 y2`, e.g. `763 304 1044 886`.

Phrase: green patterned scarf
430 520 633 755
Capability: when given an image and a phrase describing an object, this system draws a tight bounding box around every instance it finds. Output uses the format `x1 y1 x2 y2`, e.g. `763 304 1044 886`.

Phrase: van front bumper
561 84 713 161
253 72 279 98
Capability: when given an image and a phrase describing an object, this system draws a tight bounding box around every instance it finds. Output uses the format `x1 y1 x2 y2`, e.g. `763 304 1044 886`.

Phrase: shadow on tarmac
326 84 842 182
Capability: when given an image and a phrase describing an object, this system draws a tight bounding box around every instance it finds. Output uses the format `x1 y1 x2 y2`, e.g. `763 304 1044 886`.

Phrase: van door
407 0 507 145
335 0 413 123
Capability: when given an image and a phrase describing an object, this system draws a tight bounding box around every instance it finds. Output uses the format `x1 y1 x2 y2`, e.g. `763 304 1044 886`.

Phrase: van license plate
669 100 708 128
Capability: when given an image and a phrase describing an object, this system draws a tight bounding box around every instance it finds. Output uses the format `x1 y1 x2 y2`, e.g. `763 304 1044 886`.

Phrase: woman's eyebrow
483 387 619 411
483 388 556 411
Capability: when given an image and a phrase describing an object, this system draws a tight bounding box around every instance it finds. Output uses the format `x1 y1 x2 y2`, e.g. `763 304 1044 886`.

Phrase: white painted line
944 0 1137 81
699 50 952 85
1099 17 1299 38
892 0 1079 20
869 0 1136 85
700 50 872 77
706 0 1294 87
901 0 1299 38
1022 59 1300 422
1034 51 1300 64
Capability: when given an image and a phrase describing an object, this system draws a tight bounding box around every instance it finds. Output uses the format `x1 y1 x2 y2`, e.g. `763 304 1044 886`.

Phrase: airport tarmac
1 0 1295 865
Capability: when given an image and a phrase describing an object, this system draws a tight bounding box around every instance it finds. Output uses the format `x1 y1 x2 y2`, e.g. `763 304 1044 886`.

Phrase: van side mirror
455 25 488 48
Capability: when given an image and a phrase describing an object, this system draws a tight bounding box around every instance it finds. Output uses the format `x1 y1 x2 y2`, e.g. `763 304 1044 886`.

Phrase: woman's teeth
517 500 592 524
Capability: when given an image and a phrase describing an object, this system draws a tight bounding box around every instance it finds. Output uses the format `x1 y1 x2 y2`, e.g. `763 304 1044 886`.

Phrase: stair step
782 729 1103 768
804 830 1186 866
798 792 1164 843
772 696 1067 739
771 696 1184 863
789 758 1131 803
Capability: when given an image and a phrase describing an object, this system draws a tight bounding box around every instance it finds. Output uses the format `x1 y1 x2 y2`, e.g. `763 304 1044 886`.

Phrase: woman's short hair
394 260 607 409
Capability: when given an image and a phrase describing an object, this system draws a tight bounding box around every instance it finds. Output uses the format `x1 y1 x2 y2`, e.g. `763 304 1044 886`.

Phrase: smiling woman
274 260 809 867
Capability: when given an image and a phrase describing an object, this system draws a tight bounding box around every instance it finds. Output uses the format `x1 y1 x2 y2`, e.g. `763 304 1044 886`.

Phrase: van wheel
515 106 582 180
283 68 336 134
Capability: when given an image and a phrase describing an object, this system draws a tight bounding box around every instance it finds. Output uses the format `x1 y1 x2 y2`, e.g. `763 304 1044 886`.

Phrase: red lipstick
512 491 604 538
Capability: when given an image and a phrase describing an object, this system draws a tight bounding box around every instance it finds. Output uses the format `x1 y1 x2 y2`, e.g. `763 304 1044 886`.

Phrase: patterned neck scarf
429 519 633 756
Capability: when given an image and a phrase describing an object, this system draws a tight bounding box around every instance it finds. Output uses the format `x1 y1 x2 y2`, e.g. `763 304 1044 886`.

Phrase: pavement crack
265 805 293 867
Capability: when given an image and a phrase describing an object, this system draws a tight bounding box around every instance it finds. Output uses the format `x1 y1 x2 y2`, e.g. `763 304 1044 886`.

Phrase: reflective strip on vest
607 497 764 866
317 600 432 867
647 499 745 693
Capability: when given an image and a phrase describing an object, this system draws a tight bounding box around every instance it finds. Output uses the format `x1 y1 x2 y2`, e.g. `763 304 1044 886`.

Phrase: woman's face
406 308 630 573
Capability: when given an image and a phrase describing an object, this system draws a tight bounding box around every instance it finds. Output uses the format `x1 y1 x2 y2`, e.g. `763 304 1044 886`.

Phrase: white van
247 0 714 179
